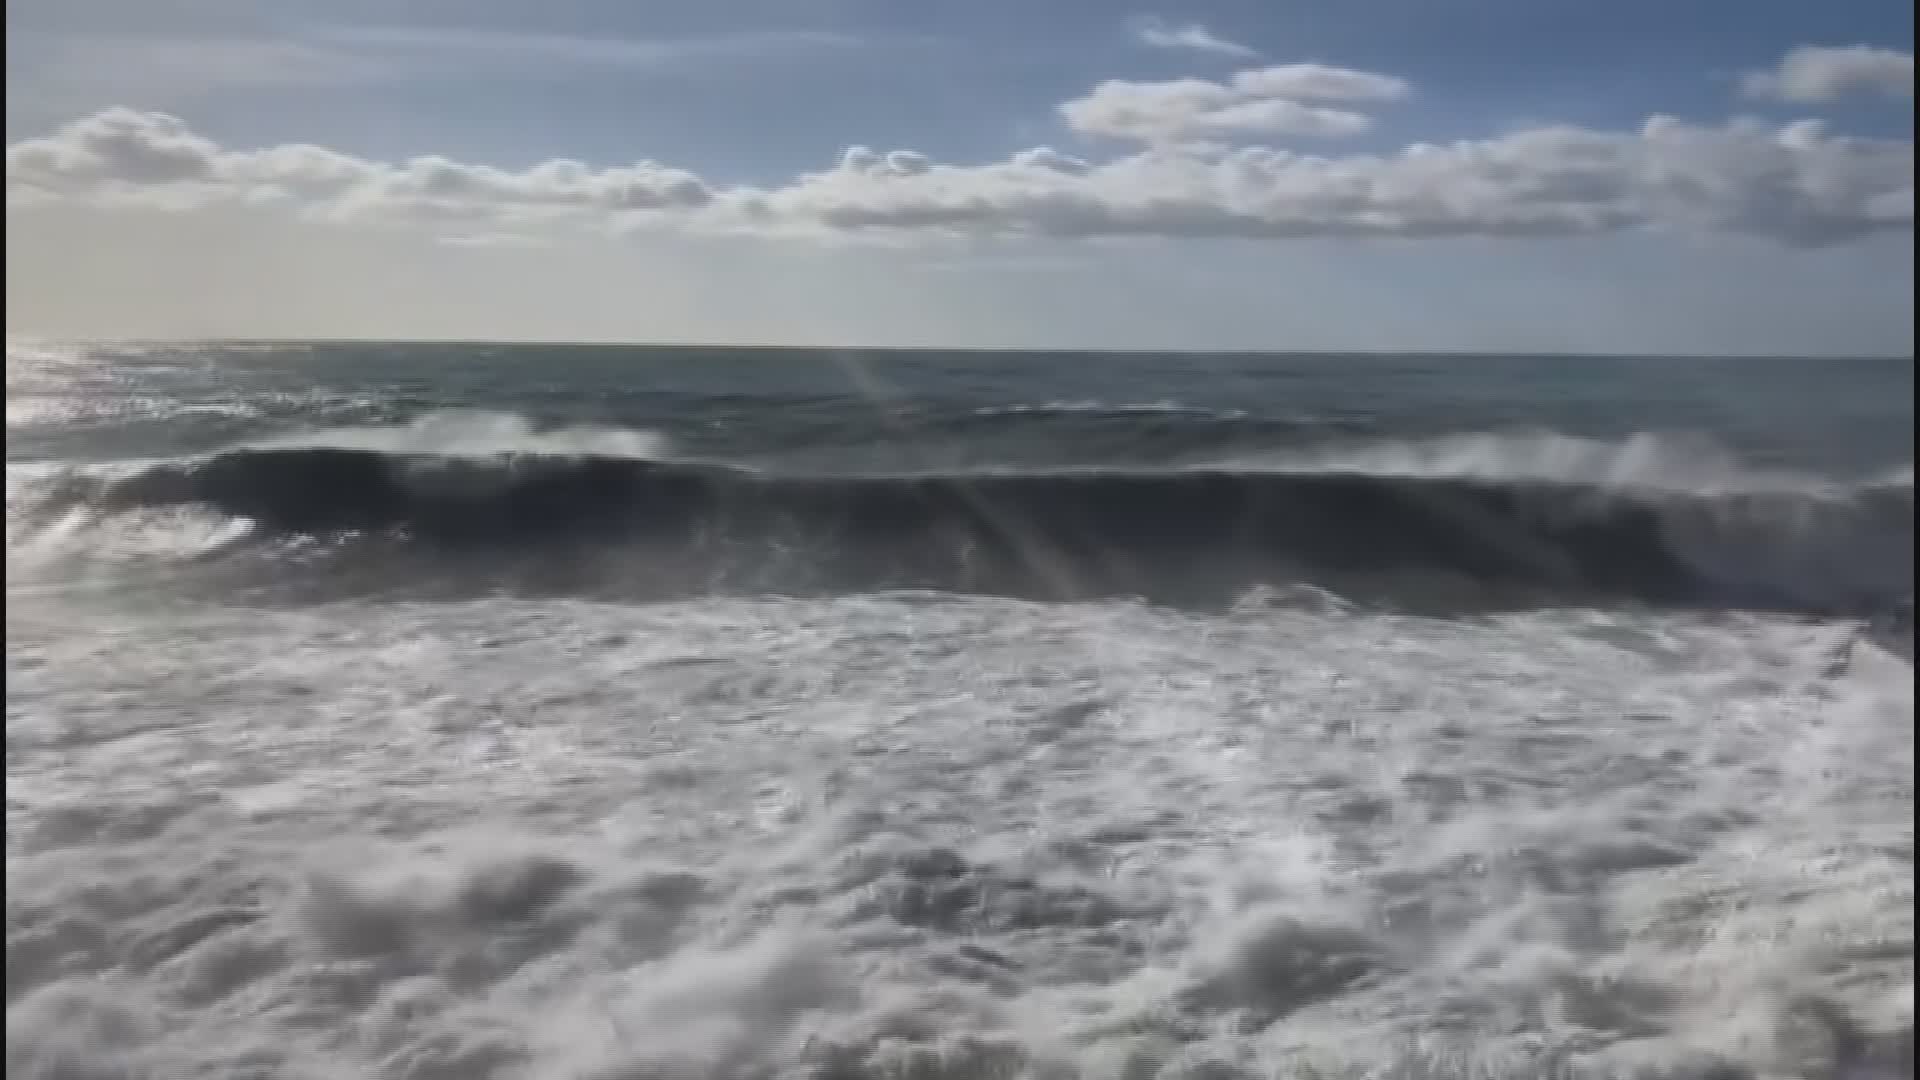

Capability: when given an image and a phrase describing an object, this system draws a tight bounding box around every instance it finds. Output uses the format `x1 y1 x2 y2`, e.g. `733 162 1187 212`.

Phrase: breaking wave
241 410 676 460
970 400 1252 420
14 437 1911 615
1213 430 1858 494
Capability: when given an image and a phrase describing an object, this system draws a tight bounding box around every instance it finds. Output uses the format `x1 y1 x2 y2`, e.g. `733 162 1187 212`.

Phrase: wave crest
242 410 676 460
18 441 1909 615
1213 430 1868 495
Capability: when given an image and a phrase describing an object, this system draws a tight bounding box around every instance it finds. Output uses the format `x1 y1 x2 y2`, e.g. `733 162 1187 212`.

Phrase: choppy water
6 341 1914 1079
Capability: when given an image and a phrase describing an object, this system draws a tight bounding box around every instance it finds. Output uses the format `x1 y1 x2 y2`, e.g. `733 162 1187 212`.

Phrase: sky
5 0 1914 354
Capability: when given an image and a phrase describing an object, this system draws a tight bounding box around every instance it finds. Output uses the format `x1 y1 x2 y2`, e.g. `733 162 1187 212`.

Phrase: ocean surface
5 341 1914 1080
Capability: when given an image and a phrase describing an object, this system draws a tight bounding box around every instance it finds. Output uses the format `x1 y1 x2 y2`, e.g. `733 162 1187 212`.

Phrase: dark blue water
7 342 1913 618
8 343 1913 474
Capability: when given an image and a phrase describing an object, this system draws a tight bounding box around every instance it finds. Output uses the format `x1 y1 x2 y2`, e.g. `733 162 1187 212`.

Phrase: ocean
5 341 1913 1079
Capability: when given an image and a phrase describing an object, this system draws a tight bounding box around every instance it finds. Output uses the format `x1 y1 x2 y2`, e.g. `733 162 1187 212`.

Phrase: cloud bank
7 49 1913 249
1060 64 1409 143
1742 45 1915 104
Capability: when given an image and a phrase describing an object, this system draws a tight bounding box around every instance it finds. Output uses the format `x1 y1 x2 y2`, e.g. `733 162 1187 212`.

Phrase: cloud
1226 65 1410 104
8 90 1913 249
1126 17 1258 60
746 117 1912 247
1741 45 1914 104
1060 79 1370 142
5 108 713 225
1060 64 1409 144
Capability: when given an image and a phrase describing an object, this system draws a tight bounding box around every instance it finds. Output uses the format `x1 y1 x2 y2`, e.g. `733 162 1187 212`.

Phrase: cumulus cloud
7 88 1913 249
1060 64 1409 144
1060 79 1368 142
747 117 1913 246
1126 17 1258 60
1741 45 1914 104
5 108 713 226
1227 65 1410 104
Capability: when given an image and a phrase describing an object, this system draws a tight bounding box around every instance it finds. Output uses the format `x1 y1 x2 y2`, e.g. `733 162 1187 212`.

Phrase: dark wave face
39 446 1913 615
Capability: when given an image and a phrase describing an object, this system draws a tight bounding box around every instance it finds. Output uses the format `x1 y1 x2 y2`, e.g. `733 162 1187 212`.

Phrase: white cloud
1126 17 1258 60
1059 64 1408 144
7 79 1913 249
1226 65 1410 104
1060 77 1374 142
6 108 713 225
1741 45 1914 104
745 117 1912 247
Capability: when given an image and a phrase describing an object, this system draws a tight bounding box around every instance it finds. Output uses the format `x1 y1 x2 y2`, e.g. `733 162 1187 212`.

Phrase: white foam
5 455 202 557
1216 430 1872 496
5 592 1910 1078
247 409 675 460
7 504 257 571
973 400 1251 419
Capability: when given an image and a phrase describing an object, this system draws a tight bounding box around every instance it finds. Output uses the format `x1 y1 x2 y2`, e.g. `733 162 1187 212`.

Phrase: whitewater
5 342 1913 1080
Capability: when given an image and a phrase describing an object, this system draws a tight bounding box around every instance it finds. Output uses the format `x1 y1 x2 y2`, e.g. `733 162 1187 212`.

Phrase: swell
26 446 1916 614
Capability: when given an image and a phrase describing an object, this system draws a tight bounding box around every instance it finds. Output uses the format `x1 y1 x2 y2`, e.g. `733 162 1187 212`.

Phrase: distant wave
254 421 1908 498
16 439 1910 615
1209 430 1860 495
1873 463 1915 488
969 401 1251 420
241 410 676 460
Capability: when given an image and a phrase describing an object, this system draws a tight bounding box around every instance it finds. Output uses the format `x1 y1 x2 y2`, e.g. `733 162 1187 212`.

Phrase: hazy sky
6 0 1914 353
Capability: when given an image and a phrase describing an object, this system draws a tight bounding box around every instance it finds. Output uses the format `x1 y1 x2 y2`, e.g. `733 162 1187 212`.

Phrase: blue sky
5 0 1914 353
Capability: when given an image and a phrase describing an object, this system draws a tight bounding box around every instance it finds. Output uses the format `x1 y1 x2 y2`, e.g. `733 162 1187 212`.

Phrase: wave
239 410 675 460
1211 430 1856 495
970 400 1252 420
16 441 1911 615
1873 463 1915 488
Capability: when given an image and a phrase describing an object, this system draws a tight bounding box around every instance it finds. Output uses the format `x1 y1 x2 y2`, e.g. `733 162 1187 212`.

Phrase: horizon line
6 335 1914 362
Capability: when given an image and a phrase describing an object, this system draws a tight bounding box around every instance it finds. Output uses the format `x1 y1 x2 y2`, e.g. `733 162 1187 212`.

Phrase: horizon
11 335 1916 362
7 0 1913 355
